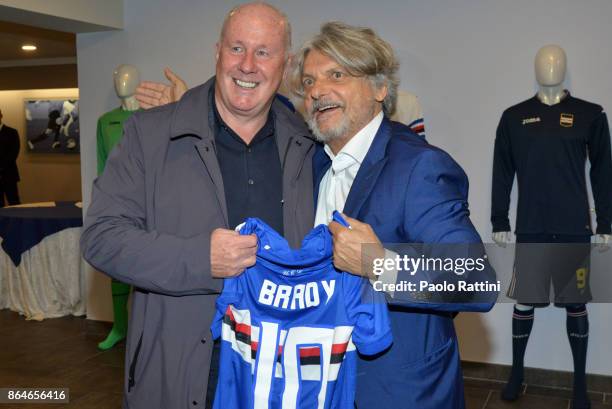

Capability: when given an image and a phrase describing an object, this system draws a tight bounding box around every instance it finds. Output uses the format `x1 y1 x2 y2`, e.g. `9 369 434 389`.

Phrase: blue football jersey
211 216 392 409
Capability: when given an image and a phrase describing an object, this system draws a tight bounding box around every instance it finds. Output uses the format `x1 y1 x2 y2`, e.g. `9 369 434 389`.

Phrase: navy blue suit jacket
313 117 495 409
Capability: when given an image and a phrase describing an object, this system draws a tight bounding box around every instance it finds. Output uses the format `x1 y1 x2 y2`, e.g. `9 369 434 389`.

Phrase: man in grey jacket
81 3 315 408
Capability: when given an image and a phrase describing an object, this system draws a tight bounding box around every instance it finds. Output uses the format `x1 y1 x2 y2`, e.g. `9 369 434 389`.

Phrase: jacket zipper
128 333 143 392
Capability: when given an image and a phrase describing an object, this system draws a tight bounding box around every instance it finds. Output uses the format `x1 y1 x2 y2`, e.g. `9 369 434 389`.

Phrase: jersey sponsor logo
521 117 541 125
258 279 336 310
560 113 574 127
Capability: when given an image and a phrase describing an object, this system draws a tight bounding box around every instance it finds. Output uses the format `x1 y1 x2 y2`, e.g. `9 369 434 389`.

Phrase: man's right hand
135 68 188 109
210 228 258 278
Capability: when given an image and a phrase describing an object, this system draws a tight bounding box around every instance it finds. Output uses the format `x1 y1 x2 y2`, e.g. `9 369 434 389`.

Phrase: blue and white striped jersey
211 215 392 409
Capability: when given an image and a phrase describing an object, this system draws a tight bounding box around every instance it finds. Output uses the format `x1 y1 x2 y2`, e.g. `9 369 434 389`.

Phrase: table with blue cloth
0 202 86 320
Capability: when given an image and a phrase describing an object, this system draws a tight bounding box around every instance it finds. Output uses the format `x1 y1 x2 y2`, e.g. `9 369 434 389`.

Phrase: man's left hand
328 214 385 279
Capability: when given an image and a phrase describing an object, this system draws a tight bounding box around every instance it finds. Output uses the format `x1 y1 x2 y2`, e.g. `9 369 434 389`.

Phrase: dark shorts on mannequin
507 234 592 306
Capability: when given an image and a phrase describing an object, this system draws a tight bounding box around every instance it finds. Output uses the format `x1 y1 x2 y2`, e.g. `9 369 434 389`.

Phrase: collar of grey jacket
169 77 313 147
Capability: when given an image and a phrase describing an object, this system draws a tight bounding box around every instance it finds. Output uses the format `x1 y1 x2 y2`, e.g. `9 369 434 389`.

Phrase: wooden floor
0 310 123 408
1 309 611 408
464 379 612 409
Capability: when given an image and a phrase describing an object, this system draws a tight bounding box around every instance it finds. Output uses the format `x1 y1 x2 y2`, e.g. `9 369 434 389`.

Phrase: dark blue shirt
492 93 612 235
211 90 284 234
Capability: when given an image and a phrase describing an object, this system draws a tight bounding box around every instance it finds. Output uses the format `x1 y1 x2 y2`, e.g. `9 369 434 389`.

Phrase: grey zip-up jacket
81 78 315 409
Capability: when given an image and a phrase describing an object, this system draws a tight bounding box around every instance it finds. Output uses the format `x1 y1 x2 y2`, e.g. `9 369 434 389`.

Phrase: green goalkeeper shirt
96 107 140 175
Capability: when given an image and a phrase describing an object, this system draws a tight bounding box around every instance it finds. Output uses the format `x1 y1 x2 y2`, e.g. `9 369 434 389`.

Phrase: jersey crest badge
560 113 574 127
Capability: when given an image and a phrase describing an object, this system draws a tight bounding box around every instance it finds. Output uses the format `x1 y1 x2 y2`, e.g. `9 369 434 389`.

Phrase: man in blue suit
289 21 495 409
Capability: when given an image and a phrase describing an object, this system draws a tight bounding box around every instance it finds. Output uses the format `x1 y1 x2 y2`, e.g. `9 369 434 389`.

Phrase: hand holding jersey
328 214 385 280
210 228 258 278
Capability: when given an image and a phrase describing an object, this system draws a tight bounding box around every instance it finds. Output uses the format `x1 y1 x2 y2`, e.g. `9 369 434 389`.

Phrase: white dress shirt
314 111 383 226
313 111 399 294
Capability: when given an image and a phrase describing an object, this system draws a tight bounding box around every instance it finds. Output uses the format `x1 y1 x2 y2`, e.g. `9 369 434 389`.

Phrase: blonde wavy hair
289 21 399 116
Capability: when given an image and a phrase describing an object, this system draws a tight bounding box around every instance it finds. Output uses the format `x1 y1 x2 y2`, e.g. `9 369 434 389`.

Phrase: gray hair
289 21 399 116
220 2 292 57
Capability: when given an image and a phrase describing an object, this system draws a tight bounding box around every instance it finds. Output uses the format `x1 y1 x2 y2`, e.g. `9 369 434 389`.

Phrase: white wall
77 0 612 375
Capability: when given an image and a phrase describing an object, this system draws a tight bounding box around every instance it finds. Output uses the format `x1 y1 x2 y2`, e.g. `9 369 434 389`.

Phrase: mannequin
491 45 612 409
493 45 610 246
96 64 141 350
114 64 141 111
535 44 567 105
391 90 426 138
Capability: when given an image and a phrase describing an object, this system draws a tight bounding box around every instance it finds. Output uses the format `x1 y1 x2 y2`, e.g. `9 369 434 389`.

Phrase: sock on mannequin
98 280 131 350
566 304 590 409
501 304 534 401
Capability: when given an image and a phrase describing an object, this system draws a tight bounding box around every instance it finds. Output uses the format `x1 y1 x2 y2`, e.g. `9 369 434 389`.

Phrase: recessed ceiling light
22 44 37 51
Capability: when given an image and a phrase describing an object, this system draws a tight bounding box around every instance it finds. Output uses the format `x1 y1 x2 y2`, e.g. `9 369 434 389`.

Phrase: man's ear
215 42 220 61
375 83 388 103
282 53 294 80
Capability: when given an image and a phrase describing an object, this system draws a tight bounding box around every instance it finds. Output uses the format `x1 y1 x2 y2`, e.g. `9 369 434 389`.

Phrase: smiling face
214 4 288 123
301 50 386 152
